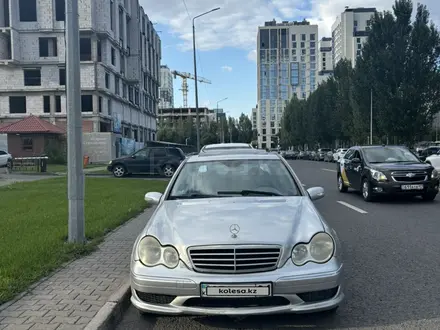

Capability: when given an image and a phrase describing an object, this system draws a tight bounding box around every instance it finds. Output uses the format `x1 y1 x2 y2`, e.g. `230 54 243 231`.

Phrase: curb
85 280 131 330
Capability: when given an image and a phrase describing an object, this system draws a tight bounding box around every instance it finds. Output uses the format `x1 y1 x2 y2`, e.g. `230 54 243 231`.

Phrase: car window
134 149 149 158
150 148 167 158
167 148 184 158
168 159 300 199
352 150 361 160
344 149 355 159
0 151 6 155
362 147 419 163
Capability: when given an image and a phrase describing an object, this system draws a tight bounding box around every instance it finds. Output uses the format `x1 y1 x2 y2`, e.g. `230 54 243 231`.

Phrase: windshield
168 159 300 199
362 147 420 163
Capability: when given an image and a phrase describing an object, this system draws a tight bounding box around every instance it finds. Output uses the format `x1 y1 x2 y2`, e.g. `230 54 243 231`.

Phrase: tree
236 114 253 143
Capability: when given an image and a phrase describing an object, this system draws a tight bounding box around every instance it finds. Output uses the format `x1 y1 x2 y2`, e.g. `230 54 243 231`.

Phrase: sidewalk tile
0 208 155 329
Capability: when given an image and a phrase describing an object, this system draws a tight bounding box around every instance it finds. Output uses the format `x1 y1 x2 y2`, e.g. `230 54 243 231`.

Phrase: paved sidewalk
0 208 155 330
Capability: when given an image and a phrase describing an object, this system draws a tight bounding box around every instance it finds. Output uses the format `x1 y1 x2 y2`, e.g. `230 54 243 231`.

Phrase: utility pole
370 88 373 145
66 0 85 243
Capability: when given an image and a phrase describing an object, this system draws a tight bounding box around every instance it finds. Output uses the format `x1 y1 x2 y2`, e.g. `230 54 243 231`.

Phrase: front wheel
162 164 175 178
337 174 348 192
112 164 126 178
362 178 374 202
422 192 437 201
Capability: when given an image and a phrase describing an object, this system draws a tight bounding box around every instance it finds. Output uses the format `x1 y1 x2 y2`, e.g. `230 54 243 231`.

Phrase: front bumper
370 178 439 196
107 165 112 172
130 257 344 316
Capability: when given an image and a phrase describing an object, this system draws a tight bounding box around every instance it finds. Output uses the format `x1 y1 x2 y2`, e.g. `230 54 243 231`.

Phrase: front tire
337 174 348 192
162 164 175 178
362 178 374 202
112 164 126 178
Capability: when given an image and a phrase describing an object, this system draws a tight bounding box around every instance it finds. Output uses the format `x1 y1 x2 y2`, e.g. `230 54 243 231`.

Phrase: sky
139 0 440 119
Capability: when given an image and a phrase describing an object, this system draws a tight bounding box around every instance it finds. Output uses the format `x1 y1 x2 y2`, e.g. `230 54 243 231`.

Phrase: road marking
337 201 368 214
322 168 337 173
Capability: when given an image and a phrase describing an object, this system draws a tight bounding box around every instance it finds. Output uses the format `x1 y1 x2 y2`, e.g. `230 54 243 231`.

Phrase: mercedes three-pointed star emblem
229 224 240 238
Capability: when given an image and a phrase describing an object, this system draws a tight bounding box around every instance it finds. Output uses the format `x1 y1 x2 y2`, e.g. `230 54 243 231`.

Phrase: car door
0 150 8 166
126 148 150 173
345 150 363 190
148 148 168 174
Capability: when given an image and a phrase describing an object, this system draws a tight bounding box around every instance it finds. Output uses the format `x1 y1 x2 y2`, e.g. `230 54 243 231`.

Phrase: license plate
200 283 272 297
401 184 424 190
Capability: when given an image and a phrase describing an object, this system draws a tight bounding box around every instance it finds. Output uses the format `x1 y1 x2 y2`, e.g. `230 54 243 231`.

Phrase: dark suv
336 145 439 202
107 147 185 178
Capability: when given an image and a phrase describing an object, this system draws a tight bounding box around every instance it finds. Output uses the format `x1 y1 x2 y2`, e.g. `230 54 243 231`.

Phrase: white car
426 151 440 171
0 150 12 168
200 143 253 153
333 148 348 162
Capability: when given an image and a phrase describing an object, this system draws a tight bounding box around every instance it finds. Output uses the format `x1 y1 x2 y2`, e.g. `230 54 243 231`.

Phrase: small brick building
0 115 65 157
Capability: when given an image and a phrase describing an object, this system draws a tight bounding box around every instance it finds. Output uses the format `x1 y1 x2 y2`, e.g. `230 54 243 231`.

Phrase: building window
39 38 58 57
22 137 33 151
43 96 50 113
111 48 116 65
59 68 66 85
24 69 41 86
115 77 120 95
98 97 102 112
19 0 37 22
9 96 26 113
55 0 65 21
301 34 306 41
110 0 115 31
354 20 358 27
108 99 112 115
105 73 110 89
310 34 315 40
80 38 92 61
291 34 296 41
81 95 93 112
55 96 61 112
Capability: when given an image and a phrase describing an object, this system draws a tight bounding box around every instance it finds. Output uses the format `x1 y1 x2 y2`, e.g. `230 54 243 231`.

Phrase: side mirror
144 192 163 205
351 157 361 163
307 187 325 201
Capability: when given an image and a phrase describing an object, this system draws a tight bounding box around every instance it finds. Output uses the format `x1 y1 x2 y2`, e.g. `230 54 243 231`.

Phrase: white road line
337 201 368 214
322 168 337 172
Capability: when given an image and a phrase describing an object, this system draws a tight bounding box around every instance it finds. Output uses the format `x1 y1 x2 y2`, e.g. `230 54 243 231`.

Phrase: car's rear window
167 148 185 159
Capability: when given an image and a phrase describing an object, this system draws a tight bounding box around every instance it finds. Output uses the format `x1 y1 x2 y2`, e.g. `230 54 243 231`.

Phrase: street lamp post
216 97 227 142
370 88 373 145
192 7 220 152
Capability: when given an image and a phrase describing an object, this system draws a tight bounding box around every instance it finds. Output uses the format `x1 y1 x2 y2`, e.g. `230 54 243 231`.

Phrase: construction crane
171 70 211 108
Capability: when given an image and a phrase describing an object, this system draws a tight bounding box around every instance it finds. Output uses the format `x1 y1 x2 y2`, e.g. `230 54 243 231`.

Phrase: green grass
0 177 168 305
46 163 103 173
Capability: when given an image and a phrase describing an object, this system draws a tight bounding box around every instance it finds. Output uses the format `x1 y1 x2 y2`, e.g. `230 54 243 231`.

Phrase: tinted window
150 148 167 157
168 159 300 199
167 148 185 159
134 149 149 158
344 149 355 159
0 151 6 155
362 147 419 163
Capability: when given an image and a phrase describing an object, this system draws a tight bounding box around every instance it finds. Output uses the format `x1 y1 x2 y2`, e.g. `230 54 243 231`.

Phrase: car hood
144 197 325 247
371 162 430 171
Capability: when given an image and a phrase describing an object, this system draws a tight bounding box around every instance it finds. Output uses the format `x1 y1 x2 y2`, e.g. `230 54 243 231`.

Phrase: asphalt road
115 160 440 330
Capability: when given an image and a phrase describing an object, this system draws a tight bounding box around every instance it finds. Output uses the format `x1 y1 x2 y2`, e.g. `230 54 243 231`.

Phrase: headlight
432 169 438 179
137 236 180 268
370 169 387 181
291 232 334 266
108 160 112 164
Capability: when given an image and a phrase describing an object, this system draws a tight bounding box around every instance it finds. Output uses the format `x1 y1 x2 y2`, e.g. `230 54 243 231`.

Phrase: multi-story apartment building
251 106 257 130
0 0 160 142
318 37 334 84
158 107 215 128
331 7 376 68
257 19 318 149
159 64 173 109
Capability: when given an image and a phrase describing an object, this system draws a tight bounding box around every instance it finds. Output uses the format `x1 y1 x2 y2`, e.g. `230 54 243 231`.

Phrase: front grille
391 170 427 182
188 245 281 274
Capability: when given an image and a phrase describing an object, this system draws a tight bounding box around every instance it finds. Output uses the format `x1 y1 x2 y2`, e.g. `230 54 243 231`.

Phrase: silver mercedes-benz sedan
130 149 344 316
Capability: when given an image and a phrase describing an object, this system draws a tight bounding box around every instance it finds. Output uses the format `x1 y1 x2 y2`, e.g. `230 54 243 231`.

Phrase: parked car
107 147 185 178
130 150 344 316
324 150 334 162
426 150 440 171
333 148 348 162
0 150 12 168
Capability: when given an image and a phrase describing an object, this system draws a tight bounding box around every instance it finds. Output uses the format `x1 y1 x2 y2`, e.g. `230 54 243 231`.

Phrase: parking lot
115 159 440 329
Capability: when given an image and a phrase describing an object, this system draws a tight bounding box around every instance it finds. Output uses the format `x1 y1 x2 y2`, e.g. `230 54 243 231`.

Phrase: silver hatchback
130 151 344 316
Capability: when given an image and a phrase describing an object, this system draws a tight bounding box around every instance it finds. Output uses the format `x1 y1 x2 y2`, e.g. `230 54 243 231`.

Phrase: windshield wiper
168 193 219 200
217 190 282 196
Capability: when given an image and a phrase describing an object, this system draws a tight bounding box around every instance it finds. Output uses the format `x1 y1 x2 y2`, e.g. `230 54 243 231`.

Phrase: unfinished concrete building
0 0 160 142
